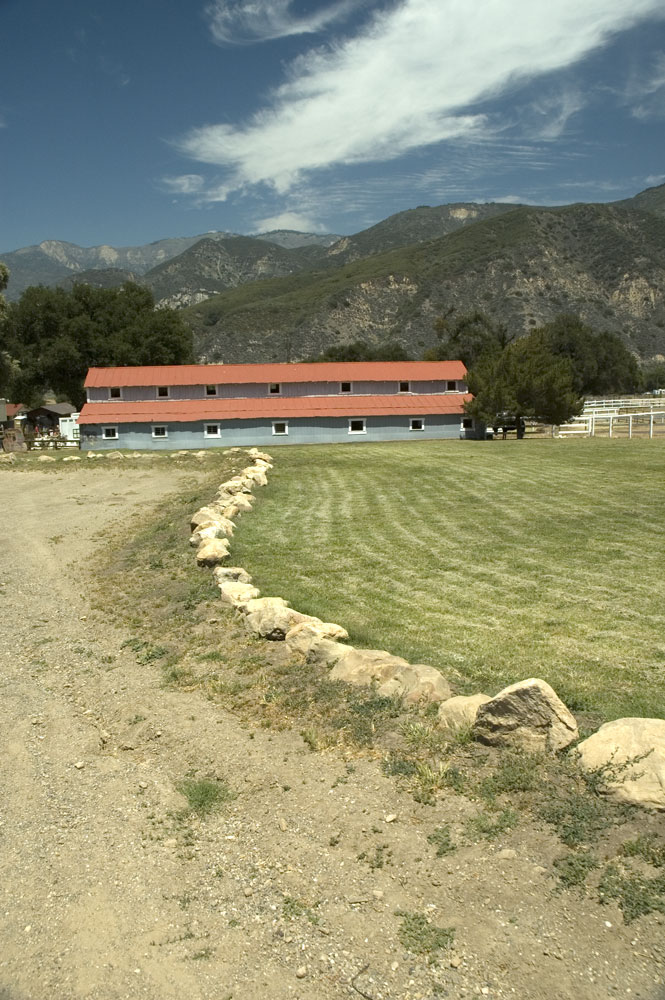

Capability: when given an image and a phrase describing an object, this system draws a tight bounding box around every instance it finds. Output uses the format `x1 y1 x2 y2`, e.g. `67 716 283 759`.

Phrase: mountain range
3 183 665 362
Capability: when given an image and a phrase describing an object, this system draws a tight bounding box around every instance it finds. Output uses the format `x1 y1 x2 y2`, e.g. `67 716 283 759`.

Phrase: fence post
629 414 633 439
650 412 654 439
609 416 613 438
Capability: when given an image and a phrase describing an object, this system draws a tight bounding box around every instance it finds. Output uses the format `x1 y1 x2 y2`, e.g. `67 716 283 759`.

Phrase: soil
1 462 664 1000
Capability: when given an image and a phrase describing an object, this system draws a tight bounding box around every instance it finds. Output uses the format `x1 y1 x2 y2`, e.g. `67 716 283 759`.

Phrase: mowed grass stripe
231 439 665 720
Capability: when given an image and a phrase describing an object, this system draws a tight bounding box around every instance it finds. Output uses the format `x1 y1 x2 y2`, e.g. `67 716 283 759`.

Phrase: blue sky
1 0 665 252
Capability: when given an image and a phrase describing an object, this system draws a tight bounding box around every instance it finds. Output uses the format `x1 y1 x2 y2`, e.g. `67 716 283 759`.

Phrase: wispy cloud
252 210 328 232
205 0 360 44
176 0 665 204
625 53 665 119
162 174 206 194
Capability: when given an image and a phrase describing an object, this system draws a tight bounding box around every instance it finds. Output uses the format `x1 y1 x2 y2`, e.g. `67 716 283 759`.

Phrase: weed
553 851 599 891
582 750 653 796
621 834 665 868
598 864 665 923
538 790 613 848
464 808 518 840
478 751 543 803
396 911 455 961
282 896 319 924
190 947 215 960
176 777 236 817
357 844 392 870
427 825 457 857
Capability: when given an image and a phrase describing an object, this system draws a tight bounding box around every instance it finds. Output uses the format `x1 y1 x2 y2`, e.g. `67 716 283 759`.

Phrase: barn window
204 423 220 437
340 382 352 393
348 418 366 434
269 383 281 394
205 384 217 396
410 418 425 431
102 426 118 439
399 381 410 393
108 386 122 399
152 425 168 438
447 380 457 391
156 386 170 398
272 421 288 435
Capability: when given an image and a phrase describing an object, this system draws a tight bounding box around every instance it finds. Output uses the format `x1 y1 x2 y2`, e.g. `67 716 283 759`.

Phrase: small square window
102 426 118 439
272 421 288 435
410 418 425 431
269 383 281 395
156 386 169 398
399 381 410 393
348 418 366 434
462 417 473 429
447 380 457 392
109 386 121 399
205 384 217 397
152 425 168 438
204 423 220 438
340 382 352 393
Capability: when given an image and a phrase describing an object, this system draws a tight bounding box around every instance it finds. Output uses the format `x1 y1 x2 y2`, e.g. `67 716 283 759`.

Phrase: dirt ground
1 462 664 1000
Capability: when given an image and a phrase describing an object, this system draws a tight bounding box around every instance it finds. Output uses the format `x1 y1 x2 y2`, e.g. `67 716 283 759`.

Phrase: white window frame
272 420 288 436
102 425 118 440
204 423 221 438
348 417 367 435
339 381 353 393
268 382 281 395
409 417 425 432
156 385 170 399
108 386 122 400
398 381 410 393
151 424 168 439
205 384 218 397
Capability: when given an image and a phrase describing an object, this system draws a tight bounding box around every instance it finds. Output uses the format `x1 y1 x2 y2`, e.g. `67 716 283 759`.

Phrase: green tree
538 314 640 395
4 281 194 407
425 310 513 367
0 262 14 397
466 332 582 432
313 339 411 362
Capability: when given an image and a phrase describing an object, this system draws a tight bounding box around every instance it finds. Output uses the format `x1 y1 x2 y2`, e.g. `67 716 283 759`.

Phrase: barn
77 361 473 450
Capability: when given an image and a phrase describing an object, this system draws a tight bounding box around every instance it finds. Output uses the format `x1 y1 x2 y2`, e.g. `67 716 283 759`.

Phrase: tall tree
466 332 582 432
4 281 194 407
538 314 640 395
426 310 513 367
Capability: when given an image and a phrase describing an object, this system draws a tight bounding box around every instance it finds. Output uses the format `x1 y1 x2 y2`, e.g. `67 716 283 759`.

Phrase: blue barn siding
87 379 467 403
79 414 462 450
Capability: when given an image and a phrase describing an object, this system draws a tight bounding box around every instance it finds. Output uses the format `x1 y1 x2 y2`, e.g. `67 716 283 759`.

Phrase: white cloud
626 53 665 119
645 173 665 185
162 174 206 194
252 210 327 232
527 89 585 140
205 0 360 43
177 0 665 200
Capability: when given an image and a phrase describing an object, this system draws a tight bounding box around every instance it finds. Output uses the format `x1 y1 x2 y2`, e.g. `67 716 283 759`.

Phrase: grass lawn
230 438 665 722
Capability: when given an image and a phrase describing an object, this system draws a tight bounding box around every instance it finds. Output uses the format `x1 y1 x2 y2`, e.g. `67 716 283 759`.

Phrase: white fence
583 396 665 413
559 410 665 438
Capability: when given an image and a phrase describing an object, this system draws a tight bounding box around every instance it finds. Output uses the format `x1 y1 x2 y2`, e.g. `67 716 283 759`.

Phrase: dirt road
1 464 663 1000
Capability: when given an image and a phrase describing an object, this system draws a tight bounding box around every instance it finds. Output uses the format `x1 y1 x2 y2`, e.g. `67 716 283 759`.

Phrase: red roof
79 394 471 425
84 360 466 388
5 403 26 418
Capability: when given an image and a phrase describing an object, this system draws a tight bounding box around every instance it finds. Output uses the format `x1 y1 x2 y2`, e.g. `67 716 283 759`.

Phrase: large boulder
473 678 578 752
195 538 230 567
219 581 261 607
189 524 222 547
232 494 254 513
190 505 227 531
245 468 268 487
285 621 349 655
438 694 492 734
248 449 272 462
219 477 251 495
243 597 318 640
575 718 665 811
329 648 450 705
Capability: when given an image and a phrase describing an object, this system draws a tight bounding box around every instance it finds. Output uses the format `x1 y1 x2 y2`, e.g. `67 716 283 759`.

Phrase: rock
248 449 272 462
0 452 16 463
189 524 222 547
38 454 56 462
218 478 251 495
219 581 261 607
63 455 81 462
243 597 318 640
190 506 234 534
284 620 349 655
473 678 578 752
213 566 253 585
231 494 254 513
219 504 240 520
575 718 665 810
498 848 517 860
295 967 307 979
328 647 450 704
437 694 492 734
106 450 124 459
246 469 268 487
302 637 353 667
196 538 230 567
